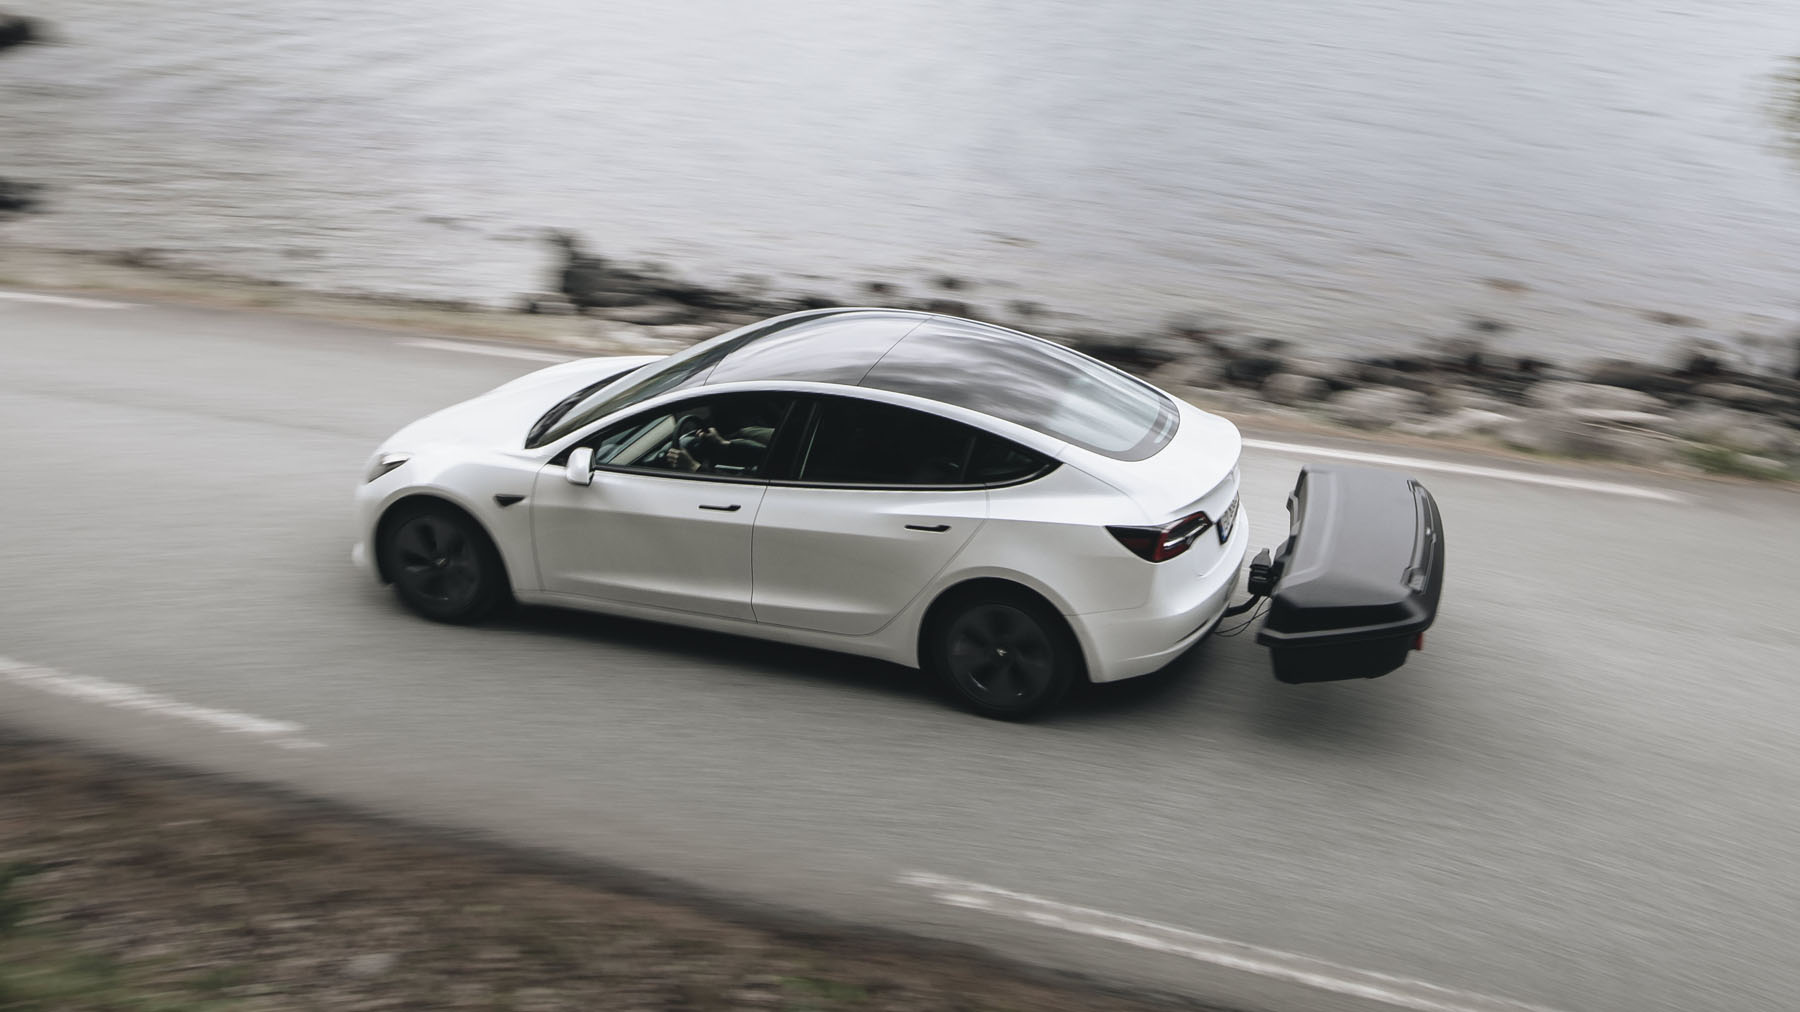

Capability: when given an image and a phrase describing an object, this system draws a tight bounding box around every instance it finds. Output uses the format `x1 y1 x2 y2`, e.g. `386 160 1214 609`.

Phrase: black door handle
698 503 741 512
905 523 951 532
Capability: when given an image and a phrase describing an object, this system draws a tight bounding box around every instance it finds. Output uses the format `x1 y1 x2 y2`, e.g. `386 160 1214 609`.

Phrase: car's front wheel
927 589 1080 720
379 504 507 624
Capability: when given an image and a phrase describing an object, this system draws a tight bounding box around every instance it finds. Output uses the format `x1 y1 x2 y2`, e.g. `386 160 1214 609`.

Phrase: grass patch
187 964 250 993
0 862 44 935
1 861 238 1012
783 974 870 1006
1 944 237 1012
1683 444 1794 480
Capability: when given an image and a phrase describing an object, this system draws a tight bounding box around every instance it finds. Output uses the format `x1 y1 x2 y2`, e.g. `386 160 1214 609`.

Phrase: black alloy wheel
933 593 1078 719
381 507 505 624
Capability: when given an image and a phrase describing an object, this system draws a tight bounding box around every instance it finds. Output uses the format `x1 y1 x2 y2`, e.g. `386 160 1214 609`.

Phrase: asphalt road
3 291 1797 1012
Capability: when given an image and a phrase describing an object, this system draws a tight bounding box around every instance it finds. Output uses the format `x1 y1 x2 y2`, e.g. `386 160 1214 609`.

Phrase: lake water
4 0 1800 361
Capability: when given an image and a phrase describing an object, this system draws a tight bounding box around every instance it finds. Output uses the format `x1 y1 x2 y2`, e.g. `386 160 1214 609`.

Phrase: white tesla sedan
353 308 1247 718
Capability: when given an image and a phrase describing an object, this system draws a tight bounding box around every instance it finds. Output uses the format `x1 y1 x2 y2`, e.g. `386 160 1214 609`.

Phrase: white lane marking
0 656 325 750
1241 438 1689 503
0 290 135 310
401 338 577 363
900 872 1568 1012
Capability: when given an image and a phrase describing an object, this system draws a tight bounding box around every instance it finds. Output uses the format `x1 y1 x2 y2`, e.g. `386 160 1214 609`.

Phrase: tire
378 504 508 625
926 588 1081 720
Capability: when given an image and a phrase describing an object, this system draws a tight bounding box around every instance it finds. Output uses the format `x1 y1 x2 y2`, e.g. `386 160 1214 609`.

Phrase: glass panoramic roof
529 309 1178 460
704 310 1178 460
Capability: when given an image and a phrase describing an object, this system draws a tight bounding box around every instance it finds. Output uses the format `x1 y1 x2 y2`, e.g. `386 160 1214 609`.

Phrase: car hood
384 354 663 451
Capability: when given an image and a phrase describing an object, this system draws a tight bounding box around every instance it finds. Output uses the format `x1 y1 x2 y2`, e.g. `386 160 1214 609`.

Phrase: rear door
750 396 991 635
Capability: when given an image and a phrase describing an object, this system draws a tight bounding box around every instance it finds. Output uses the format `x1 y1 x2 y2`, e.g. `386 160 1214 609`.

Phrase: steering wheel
674 414 709 455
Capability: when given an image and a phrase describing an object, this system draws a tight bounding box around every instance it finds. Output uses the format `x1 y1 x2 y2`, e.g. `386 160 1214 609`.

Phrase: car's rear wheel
379 504 506 624
928 589 1080 720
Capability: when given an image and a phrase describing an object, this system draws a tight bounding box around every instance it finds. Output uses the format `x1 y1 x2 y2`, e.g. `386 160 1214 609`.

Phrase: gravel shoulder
0 729 1230 1012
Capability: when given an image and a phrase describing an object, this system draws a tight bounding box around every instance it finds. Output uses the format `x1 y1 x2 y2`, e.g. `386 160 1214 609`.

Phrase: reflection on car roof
699 309 1178 460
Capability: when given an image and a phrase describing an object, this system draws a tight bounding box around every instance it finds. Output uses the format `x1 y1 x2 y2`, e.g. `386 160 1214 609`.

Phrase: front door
531 392 795 621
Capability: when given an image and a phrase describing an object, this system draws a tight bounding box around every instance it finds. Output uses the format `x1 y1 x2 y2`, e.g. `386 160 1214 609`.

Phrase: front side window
587 393 795 479
796 397 1046 487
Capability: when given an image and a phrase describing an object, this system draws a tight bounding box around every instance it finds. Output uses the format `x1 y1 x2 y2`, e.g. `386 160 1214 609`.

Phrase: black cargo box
1256 465 1444 684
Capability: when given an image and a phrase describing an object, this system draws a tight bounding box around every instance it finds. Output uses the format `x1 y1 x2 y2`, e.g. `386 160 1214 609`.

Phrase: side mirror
564 446 595 486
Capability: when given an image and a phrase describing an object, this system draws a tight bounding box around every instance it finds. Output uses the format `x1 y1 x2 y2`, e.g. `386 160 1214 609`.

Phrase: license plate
1216 495 1239 544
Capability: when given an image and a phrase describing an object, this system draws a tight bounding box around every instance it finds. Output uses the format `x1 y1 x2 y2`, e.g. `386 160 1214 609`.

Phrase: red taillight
1107 510 1214 563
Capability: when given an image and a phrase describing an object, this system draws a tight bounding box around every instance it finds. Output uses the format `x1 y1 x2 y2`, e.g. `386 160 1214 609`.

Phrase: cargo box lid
1257 465 1443 645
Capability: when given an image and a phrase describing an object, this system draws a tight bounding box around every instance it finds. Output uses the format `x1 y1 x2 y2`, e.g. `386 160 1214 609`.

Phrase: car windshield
523 368 646 448
524 323 785 448
859 318 1178 460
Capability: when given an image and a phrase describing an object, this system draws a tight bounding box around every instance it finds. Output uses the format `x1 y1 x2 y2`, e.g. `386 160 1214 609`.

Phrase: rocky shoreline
3 217 1795 480
531 232 1800 480
0 11 39 53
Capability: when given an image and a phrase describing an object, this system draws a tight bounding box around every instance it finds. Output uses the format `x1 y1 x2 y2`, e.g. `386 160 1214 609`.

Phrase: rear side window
796 398 1047 487
966 435 1044 484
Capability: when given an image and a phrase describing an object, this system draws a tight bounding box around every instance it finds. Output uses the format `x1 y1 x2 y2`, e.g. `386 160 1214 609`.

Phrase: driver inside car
662 412 775 474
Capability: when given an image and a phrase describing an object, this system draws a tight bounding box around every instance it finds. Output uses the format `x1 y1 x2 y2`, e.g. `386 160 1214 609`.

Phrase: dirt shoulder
0 730 1229 1012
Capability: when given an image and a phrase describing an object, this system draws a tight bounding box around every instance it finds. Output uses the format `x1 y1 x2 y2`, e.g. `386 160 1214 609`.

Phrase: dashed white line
0 656 325 750
0 290 135 310
401 338 578 363
900 872 1569 1012
1241 438 1689 503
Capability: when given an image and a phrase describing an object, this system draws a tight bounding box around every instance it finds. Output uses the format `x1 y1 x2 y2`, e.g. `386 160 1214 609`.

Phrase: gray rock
1425 387 1513 416
1068 333 1186 373
1689 382 1793 411
574 289 651 309
344 952 396 979
1410 408 1513 439
1669 338 1749 377
0 15 41 52
1713 424 1794 457
1352 364 1437 393
1565 408 1668 428
602 301 693 326
519 295 578 316
1526 381 1665 413
1220 354 1287 387
1659 406 1797 455
1499 412 1679 466
1280 356 1353 385
1260 372 1329 405
1582 359 1680 393
1145 357 1224 391
1327 387 1427 430
0 176 43 214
